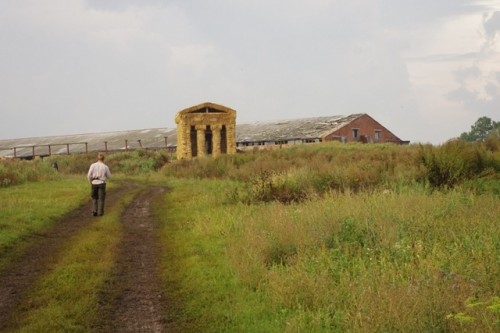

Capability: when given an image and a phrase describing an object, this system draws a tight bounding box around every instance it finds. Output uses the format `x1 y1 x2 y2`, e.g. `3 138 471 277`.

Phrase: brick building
236 113 406 149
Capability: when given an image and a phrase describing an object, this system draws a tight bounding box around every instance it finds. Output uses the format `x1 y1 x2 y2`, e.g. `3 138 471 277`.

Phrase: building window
375 130 382 141
352 128 359 139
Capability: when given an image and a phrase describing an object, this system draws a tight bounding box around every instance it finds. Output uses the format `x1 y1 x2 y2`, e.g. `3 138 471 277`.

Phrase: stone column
212 125 221 157
184 127 192 159
226 123 236 154
196 125 206 157
176 124 184 160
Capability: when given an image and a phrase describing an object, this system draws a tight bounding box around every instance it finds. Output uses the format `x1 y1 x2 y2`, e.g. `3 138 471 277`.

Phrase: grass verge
158 178 281 332
0 177 88 271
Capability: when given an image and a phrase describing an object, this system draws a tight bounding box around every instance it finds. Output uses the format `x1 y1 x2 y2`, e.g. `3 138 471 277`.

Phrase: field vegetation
0 140 498 332
0 149 169 187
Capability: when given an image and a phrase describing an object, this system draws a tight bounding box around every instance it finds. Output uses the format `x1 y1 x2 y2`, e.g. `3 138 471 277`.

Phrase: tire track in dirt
93 186 168 333
0 183 135 331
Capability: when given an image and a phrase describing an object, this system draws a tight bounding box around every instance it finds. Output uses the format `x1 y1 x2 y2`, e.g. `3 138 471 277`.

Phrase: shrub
418 140 499 188
107 150 169 175
243 169 312 204
0 158 60 187
0 150 170 186
163 143 423 202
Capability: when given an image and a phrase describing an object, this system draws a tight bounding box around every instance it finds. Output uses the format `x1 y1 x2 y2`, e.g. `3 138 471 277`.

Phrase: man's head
97 153 105 161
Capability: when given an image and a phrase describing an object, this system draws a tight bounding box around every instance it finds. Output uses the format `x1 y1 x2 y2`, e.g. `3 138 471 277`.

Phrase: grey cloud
406 52 480 63
0 0 495 143
448 65 500 120
441 7 500 129
448 84 500 116
485 82 498 96
83 0 169 11
454 66 482 80
379 0 482 29
483 11 500 38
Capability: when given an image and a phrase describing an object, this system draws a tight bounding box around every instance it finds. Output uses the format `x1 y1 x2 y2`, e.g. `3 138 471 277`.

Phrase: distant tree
460 116 499 142
489 124 500 139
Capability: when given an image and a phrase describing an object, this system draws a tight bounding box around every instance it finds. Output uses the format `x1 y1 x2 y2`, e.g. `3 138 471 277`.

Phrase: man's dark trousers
91 183 106 216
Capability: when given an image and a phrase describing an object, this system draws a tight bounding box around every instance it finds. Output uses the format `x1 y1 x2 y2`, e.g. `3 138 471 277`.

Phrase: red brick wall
323 114 402 143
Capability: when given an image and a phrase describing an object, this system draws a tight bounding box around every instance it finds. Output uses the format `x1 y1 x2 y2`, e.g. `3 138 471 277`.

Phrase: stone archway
175 102 237 159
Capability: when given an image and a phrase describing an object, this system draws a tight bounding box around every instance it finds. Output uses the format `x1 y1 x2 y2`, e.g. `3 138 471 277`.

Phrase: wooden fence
0 139 176 159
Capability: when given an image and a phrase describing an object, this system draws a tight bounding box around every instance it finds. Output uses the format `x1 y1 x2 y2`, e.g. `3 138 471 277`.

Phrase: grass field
0 141 498 332
0 177 88 271
158 178 499 332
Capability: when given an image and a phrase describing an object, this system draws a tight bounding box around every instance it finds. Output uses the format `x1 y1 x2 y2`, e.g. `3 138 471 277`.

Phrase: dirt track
0 184 171 332
94 186 168 332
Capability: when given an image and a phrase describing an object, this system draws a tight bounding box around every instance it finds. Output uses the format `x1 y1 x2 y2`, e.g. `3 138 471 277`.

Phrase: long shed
0 113 407 159
235 113 405 149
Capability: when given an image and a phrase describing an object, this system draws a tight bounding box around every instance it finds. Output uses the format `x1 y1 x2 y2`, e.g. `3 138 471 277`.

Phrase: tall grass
0 158 61 187
163 142 419 182
419 140 500 189
163 143 423 202
160 178 499 332
157 139 499 331
163 140 499 203
0 149 170 187
228 190 499 332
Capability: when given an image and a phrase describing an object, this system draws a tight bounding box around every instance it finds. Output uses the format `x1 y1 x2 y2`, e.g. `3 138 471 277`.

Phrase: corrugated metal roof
0 128 177 158
235 114 363 142
0 114 363 158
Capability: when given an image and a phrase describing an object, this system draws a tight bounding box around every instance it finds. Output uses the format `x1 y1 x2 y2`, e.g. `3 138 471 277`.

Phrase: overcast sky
1 0 499 143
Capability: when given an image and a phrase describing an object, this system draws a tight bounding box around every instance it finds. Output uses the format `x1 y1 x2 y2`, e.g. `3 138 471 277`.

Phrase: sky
1 0 500 144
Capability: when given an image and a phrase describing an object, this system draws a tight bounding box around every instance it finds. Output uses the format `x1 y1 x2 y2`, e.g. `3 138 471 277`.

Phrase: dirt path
0 184 135 331
0 183 171 332
93 186 168 332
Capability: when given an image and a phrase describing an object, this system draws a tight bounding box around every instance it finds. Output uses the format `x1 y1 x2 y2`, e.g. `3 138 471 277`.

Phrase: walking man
87 153 111 216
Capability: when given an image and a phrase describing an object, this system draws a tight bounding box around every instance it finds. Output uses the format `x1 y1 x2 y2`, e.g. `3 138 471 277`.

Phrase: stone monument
175 102 237 159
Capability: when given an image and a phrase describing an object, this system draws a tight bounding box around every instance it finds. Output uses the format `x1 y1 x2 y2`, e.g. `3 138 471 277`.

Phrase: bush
244 169 312 204
164 143 422 203
0 158 60 187
0 150 170 186
418 140 499 188
107 150 169 175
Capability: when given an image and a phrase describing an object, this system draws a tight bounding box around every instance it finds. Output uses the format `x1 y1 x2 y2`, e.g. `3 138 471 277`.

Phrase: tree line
460 116 499 142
